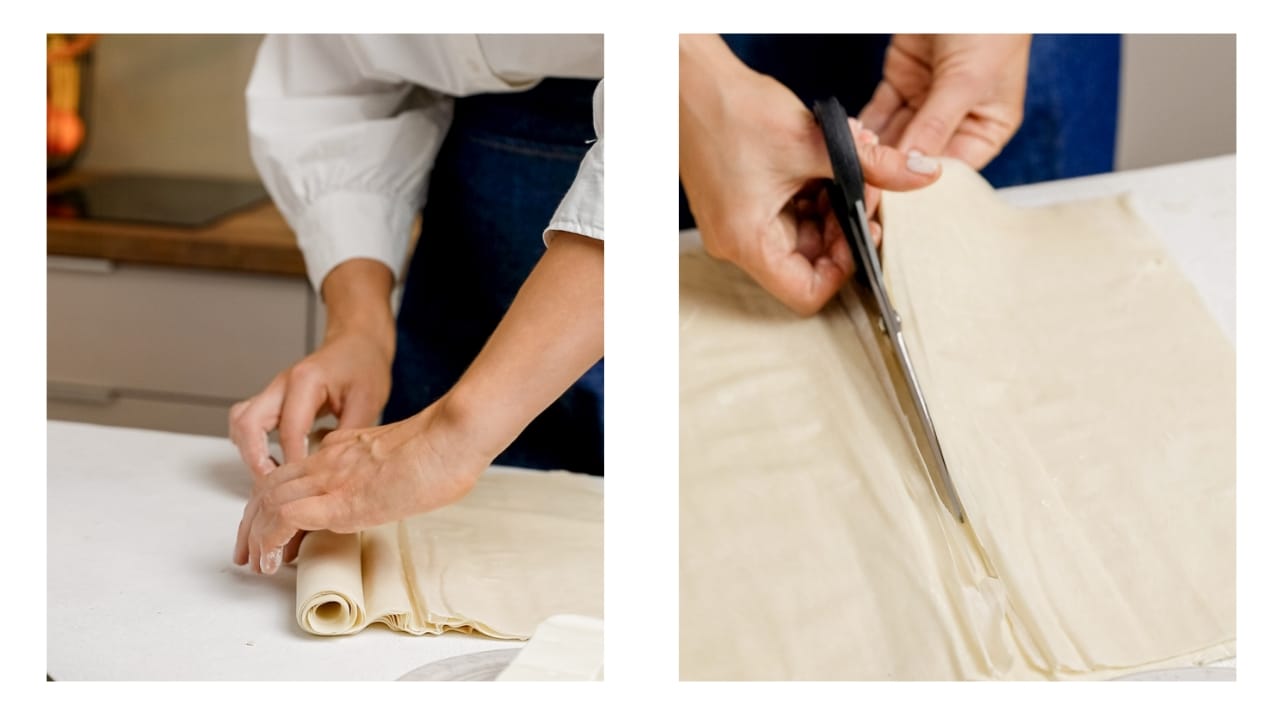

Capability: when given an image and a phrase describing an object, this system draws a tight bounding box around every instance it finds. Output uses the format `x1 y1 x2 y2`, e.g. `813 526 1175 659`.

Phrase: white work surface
681 155 1236 345
680 155 1237 674
47 421 520 680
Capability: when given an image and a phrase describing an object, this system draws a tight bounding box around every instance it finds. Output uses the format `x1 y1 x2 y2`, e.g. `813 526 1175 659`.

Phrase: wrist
432 384 509 463
410 387 505 480
320 259 396 357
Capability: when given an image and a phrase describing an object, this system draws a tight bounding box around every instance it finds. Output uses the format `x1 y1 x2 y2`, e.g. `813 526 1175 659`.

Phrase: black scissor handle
813 96 878 293
812 96 865 213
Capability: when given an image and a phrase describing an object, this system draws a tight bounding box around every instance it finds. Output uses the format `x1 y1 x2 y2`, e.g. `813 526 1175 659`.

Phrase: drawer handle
48 381 117 405
47 256 117 274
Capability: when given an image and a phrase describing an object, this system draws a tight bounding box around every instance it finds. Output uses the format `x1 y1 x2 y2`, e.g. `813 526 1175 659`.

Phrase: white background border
9 2 1273 716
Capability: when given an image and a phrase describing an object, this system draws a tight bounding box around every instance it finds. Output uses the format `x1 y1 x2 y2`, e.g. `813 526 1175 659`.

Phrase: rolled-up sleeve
544 80 604 243
246 35 453 291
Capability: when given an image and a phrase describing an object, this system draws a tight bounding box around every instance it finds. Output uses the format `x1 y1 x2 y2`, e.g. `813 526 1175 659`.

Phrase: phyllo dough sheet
296 467 603 640
679 162 1233 679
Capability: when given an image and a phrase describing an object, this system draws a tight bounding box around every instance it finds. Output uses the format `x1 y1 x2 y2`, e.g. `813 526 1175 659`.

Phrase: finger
858 80 904 134
793 214 825 262
799 116 939 193
821 217 856 275
943 130 1002 171
856 123 942 192
257 496 345 573
234 458 291 566
897 78 980 157
234 493 262 567
250 475 328 574
336 390 381 430
235 457 302 567
878 106 914 149
281 495 345 532
310 426 338 446
278 366 327 465
263 457 308 488
228 379 286 480
746 235 855 317
869 220 883 246
814 194 873 270
283 531 306 564
321 427 358 448
865 185 882 219
821 204 845 257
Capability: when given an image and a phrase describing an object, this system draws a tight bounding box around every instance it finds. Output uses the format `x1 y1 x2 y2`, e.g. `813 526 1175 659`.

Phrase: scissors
812 96 968 525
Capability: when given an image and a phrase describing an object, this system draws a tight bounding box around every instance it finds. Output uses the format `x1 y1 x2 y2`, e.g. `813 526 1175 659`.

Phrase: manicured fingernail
850 116 863 131
858 128 879 146
261 547 283 574
906 149 938 175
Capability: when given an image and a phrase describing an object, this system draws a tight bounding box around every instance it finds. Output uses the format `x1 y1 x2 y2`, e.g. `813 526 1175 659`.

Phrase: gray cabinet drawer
48 257 311 400
47 387 234 438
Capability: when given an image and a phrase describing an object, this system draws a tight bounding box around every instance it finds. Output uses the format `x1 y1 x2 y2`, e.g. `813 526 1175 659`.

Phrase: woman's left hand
233 396 489 574
859 34 1031 170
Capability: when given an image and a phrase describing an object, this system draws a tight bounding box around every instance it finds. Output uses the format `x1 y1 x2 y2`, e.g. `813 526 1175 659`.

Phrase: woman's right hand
679 35 942 317
228 258 397 481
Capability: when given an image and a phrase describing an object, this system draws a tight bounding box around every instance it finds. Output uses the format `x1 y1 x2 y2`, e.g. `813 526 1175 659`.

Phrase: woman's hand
234 231 604 574
228 259 396 480
228 258 396 566
680 35 942 316
859 34 1032 169
234 397 489 574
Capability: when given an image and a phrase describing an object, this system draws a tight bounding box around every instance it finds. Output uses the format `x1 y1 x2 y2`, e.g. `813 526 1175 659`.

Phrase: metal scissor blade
883 328 968 524
849 281 968 524
814 94 967 525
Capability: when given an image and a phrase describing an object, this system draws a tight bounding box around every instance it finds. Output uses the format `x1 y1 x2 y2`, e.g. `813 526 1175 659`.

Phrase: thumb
337 389 382 430
797 115 942 192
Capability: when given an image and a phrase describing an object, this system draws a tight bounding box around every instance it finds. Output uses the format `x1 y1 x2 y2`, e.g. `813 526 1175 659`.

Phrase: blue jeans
679 34 1121 227
383 78 604 476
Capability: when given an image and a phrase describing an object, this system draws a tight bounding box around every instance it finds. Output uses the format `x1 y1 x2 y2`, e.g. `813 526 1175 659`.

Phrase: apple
47 106 85 157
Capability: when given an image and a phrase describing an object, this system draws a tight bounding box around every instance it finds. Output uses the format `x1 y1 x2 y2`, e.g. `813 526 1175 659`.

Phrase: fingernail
858 128 880 146
906 150 938 175
261 547 283 574
850 116 863 131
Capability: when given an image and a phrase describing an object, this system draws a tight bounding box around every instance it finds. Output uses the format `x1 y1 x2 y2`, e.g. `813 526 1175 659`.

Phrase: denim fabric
383 78 604 476
679 34 1120 228
983 34 1120 186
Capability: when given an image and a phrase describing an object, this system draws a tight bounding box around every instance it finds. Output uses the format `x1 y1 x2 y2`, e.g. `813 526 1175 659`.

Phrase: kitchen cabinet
47 181 317 437
47 257 316 436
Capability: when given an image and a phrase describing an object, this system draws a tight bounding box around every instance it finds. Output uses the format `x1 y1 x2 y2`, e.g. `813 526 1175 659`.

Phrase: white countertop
681 155 1236 344
47 421 517 681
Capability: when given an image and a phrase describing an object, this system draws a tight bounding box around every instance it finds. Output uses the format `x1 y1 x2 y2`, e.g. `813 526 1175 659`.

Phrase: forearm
678 35 753 174
679 35 755 242
440 231 604 460
679 34 752 106
319 259 396 357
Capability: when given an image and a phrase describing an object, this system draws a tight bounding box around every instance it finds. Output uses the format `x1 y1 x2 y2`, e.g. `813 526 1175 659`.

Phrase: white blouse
246 34 604 291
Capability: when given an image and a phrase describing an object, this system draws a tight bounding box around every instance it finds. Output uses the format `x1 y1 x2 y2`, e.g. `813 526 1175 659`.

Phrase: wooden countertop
46 172 307 277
